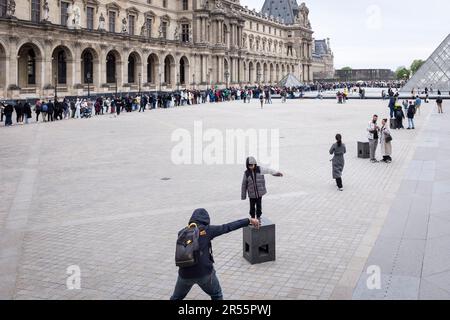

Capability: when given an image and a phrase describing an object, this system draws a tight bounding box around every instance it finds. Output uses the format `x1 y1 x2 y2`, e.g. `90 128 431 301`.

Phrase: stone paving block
419 278 450 300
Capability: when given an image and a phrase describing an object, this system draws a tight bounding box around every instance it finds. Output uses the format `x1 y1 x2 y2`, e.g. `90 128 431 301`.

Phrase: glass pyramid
402 34 450 93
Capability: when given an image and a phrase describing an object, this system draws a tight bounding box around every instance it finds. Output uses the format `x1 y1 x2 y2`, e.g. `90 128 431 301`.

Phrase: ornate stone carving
98 12 105 30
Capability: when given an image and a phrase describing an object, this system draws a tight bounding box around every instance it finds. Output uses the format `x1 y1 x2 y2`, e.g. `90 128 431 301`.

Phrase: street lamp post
138 72 142 95
177 72 180 92
225 70 229 89
86 72 91 98
192 73 195 90
257 71 262 87
54 72 58 102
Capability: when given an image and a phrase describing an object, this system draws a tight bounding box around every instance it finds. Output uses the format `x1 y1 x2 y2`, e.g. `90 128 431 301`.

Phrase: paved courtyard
0 98 448 300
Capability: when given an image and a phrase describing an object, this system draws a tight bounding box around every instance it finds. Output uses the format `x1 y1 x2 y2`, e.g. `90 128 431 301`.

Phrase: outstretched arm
209 218 260 240
260 167 283 177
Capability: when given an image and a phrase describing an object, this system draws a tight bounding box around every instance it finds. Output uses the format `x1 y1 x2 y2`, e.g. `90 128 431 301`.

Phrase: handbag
385 135 393 143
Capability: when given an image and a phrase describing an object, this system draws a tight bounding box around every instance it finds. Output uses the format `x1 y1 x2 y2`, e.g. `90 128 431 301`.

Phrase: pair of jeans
249 197 262 218
336 178 343 188
170 270 223 300
5 114 12 126
408 118 414 128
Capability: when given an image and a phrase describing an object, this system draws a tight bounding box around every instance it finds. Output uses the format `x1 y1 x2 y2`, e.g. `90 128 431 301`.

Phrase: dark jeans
170 270 223 300
5 114 12 126
389 107 394 119
336 178 343 188
249 197 262 218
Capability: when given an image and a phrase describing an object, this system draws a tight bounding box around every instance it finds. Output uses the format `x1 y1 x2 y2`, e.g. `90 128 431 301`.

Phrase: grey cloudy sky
241 0 449 70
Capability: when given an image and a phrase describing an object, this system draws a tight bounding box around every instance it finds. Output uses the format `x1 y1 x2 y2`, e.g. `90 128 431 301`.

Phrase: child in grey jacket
241 157 283 220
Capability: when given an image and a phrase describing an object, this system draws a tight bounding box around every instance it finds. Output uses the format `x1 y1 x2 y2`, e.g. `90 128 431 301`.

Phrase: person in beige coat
380 118 392 163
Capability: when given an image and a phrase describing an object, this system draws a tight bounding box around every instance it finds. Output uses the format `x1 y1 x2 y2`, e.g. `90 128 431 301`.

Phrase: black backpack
175 223 202 268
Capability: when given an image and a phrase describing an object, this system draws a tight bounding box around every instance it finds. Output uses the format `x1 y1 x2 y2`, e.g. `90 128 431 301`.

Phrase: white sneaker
338 188 344 191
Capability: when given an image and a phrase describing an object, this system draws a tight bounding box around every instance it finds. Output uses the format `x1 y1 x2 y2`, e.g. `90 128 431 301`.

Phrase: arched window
27 49 36 85
106 53 116 83
83 51 93 83
57 50 67 84
128 55 135 83
179 59 185 84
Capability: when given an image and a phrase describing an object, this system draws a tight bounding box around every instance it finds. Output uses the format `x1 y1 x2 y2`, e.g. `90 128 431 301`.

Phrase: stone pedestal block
243 217 275 265
357 141 370 159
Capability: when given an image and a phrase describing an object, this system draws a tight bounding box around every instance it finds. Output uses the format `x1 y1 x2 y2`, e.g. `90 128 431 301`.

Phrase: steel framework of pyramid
278 73 304 88
402 34 450 93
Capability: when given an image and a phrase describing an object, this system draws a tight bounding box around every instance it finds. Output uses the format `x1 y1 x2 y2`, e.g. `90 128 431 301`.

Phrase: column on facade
73 45 81 90
121 50 128 87
43 44 53 89
99 47 106 87
7 40 18 89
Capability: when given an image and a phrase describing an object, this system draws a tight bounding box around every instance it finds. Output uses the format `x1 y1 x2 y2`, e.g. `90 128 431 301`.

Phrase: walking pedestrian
329 134 346 191
436 95 444 113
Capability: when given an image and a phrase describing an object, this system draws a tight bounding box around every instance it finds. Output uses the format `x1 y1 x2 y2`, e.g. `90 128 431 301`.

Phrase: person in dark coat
407 101 416 129
47 100 54 122
329 134 346 191
171 209 260 300
23 101 32 124
4 103 14 126
14 101 24 124
241 157 283 221
394 104 405 129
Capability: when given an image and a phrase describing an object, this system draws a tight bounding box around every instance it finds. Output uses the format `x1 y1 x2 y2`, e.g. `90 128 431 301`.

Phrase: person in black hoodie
171 208 260 300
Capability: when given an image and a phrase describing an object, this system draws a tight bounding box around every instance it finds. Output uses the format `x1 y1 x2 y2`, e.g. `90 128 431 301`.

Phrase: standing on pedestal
241 156 283 221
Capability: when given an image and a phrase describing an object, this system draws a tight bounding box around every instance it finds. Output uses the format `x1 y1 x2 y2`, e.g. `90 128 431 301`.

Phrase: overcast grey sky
241 0 449 70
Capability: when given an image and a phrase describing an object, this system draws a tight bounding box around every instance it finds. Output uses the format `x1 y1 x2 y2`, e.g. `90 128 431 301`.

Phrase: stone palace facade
0 0 318 99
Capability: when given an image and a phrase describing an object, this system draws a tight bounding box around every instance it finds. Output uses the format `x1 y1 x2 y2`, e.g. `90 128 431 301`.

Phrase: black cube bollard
390 118 397 130
357 141 370 159
243 217 276 265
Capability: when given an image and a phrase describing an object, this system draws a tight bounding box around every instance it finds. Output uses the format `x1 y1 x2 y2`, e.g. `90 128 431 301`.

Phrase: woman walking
329 134 346 191
436 96 443 114
380 119 393 163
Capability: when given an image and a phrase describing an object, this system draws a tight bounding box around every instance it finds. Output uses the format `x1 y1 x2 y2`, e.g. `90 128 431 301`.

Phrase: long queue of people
0 86 306 127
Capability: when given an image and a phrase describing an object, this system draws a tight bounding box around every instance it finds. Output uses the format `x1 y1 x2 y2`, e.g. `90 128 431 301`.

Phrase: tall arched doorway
164 55 175 88
147 53 159 84
179 56 189 85
18 43 42 89
81 48 98 85
52 46 73 86
106 50 121 85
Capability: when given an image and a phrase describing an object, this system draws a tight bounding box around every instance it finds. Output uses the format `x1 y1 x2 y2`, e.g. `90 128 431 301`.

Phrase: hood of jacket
189 208 210 226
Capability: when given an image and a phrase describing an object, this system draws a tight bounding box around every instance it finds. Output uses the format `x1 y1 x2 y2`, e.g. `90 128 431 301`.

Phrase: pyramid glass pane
402 34 450 93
